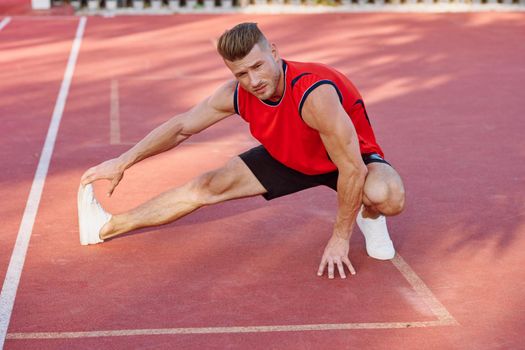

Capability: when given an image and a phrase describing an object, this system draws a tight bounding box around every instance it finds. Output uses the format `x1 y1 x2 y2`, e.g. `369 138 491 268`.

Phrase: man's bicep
319 122 364 173
178 80 237 135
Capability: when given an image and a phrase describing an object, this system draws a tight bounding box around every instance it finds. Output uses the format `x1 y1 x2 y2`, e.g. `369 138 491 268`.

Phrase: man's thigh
238 145 335 200
197 156 268 204
365 162 403 186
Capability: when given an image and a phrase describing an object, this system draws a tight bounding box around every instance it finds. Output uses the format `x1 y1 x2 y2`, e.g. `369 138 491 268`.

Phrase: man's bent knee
383 187 405 216
364 181 405 216
364 180 390 206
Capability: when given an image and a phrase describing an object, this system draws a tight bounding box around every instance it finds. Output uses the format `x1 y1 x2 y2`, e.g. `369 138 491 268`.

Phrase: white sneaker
77 184 111 245
356 206 395 260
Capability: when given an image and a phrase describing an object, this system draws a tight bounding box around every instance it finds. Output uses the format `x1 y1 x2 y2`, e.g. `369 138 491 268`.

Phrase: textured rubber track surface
1 13 524 350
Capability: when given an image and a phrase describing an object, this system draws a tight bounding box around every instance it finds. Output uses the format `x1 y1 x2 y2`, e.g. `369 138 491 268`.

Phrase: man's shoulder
286 59 338 77
208 80 237 113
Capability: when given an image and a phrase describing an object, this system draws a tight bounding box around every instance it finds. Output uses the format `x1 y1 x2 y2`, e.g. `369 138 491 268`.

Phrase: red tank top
234 59 384 175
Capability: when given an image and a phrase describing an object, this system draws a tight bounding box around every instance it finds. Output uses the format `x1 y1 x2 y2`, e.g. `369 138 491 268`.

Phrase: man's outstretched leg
80 157 267 244
357 162 405 259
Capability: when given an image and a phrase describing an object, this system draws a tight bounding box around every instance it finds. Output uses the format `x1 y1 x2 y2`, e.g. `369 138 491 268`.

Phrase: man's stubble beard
264 63 283 100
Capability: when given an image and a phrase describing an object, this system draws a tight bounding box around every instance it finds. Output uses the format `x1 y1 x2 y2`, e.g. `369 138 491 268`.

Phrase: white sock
356 206 395 260
77 184 111 245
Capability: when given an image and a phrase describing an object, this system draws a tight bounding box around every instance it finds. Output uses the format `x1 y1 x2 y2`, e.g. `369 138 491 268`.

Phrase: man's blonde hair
217 23 269 61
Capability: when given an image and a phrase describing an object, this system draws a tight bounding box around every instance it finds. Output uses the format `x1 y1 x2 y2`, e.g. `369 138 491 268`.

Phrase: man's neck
267 60 285 102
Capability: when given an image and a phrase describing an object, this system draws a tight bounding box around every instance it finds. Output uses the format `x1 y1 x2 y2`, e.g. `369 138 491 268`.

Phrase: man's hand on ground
80 158 125 196
317 235 356 279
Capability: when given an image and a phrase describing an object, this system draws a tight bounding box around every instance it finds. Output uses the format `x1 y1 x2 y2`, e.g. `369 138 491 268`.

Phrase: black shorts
239 145 391 200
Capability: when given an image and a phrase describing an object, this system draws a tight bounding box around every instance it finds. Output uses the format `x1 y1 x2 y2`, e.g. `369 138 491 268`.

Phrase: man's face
224 42 282 101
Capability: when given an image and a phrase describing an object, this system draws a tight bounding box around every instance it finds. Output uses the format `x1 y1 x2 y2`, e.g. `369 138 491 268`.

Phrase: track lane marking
391 254 458 325
0 17 87 349
5 254 457 340
0 17 12 31
6 320 453 339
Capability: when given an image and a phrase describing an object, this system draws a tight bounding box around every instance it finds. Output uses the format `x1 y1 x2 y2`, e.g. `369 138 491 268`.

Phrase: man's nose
248 71 261 87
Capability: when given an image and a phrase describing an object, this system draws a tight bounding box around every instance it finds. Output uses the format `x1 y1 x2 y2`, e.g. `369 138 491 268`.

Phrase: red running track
1 13 524 350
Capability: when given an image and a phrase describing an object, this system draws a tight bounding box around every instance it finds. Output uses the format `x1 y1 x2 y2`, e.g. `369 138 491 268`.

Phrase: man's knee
189 160 242 205
190 172 229 205
386 184 405 216
364 180 405 216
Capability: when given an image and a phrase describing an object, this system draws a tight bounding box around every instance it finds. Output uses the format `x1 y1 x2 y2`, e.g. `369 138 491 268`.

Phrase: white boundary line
0 16 87 349
5 254 458 340
6 320 451 340
0 17 12 31
391 254 458 324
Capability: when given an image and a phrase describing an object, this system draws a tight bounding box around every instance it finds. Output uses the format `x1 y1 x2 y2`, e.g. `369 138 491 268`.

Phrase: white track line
5 255 457 340
6 320 451 340
110 79 121 145
0 17 12 31
391 254 458 325
0 17 87 349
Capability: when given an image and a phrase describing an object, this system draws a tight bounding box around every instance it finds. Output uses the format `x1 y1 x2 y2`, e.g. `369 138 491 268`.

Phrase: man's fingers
343 256 356 275
108 176 121 197
328 260 334 279
336 260 346 279
317 257 327 276
80 171 95 186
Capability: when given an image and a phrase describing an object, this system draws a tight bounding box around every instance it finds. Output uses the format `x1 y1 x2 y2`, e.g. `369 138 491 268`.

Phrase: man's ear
270 43 280 61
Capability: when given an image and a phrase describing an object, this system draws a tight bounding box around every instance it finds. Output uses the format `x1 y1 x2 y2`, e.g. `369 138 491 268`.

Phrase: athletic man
79 23 405 280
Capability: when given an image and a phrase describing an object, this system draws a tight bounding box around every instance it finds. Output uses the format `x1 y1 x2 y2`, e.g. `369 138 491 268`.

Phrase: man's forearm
333 168 367 240
117 116 189 171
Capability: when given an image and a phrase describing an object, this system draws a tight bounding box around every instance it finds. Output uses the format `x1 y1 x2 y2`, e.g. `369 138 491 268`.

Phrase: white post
204 0 214 9
87 0 99 10
106 0 118 10
222 0 233 7
133 0 145 9
169 0 180 9
188 0 196 8
70 0 81 9
255 0 266 5
31 0 51 9
151 0 163 9
186 0 197 8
